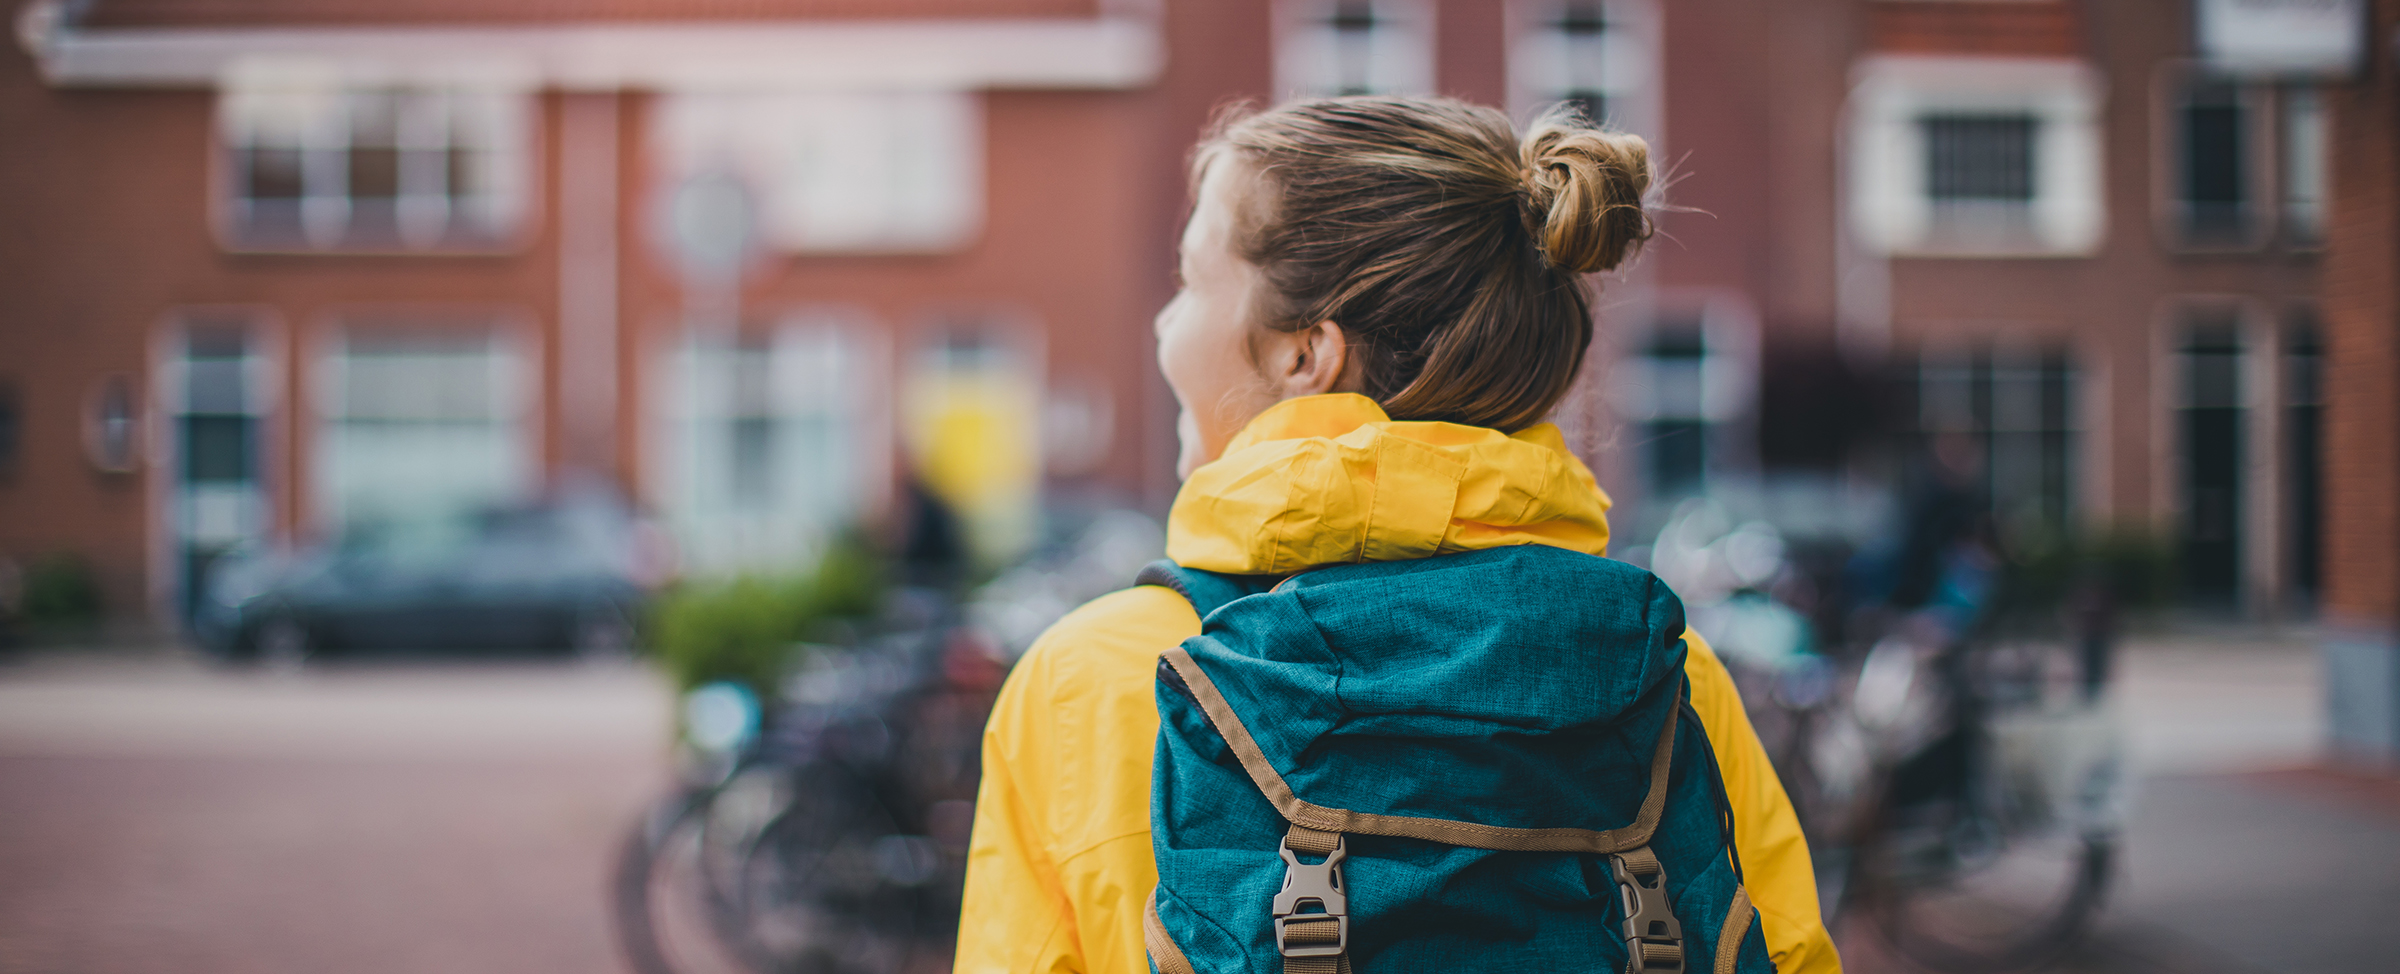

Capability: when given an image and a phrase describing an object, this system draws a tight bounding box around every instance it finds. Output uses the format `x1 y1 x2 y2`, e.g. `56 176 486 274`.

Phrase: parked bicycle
613 511 1164 974
613 599 1002 974
1654 499 2126 973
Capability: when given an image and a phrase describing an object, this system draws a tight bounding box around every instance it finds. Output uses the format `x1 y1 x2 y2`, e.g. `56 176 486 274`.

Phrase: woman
955 96 1839 974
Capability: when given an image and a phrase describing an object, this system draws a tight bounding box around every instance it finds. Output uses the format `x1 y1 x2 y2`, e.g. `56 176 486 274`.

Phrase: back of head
1197 96 1652 432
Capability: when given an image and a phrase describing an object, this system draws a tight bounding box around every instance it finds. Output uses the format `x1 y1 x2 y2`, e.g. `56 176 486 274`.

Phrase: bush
1994 524 2177 622
20 553 102 628
648 538 887 698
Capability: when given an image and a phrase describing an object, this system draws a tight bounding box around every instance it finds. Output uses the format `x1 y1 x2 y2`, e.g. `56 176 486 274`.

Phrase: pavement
0 650 673 974
0 631 2392 974
1841 630 2400 974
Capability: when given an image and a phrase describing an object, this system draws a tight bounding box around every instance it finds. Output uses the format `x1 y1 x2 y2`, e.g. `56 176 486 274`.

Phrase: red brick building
2320 0 2399 758
2 0 1199 626
0 0 2372 639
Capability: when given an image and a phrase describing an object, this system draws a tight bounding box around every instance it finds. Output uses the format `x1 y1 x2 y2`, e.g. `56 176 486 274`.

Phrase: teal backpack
1136 544 1774 974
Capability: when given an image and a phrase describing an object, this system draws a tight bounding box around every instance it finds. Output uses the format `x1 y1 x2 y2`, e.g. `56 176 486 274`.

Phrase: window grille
1922 114 2038 203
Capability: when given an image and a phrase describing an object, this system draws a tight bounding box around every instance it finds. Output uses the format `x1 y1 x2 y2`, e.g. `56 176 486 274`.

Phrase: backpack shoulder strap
1134 559 1277 620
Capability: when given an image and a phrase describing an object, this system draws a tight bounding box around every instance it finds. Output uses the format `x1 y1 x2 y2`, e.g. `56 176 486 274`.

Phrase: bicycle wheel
733 763 920 974
1863 701 2120 972
615 771 795 974
1866 828 2111 973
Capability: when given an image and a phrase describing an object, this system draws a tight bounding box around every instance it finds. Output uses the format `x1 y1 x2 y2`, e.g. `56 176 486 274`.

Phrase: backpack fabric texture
1139 544 1775 974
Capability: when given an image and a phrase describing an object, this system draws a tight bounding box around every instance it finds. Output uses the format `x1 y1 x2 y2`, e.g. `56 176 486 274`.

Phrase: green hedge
1994 523 2178 621
648 539 886 698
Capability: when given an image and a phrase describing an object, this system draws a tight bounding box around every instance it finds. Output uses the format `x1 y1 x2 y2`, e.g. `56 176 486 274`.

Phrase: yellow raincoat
956 394 1841 974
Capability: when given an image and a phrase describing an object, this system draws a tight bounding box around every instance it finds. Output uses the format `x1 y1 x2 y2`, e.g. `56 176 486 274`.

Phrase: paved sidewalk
1840 631 2400 974
0 651 674 974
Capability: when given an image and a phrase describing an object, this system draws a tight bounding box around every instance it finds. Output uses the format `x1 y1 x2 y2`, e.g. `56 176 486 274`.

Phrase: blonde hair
1194 96 1652 432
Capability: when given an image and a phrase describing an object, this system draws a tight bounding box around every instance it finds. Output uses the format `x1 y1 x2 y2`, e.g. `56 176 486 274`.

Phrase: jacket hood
1165 394 1613 575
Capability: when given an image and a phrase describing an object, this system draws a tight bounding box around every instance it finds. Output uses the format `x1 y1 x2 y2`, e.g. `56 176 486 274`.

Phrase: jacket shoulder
988 583 1201 857
1017 583 1203 681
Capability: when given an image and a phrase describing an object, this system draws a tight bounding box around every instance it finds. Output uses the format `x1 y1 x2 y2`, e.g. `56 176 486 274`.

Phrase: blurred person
1887 433 1990 614
898 473 970 593
957 97 1836 974
1851 432 1998 643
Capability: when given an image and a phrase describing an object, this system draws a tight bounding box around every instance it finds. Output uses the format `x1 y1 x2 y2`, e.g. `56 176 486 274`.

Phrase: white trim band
18 6 1163 91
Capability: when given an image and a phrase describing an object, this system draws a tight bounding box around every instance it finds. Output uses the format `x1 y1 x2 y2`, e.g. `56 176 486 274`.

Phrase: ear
1270 319 1357 398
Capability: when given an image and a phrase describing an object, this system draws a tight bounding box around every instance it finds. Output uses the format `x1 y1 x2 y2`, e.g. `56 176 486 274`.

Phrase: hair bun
1520 118 1653 273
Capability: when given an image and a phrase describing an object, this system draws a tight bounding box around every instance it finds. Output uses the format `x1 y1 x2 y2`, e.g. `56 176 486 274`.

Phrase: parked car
195 494 654 664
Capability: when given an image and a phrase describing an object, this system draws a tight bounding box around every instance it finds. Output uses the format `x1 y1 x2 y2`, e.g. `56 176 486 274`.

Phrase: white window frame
652 311 888 576
1847 55 2105 258
214 61 536 254
1273 0 1436 100
310 312 538 532
1505 0 1662 140
2280 84 2328 249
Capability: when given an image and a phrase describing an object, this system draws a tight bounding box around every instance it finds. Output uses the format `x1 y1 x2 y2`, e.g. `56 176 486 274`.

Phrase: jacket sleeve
954 648 1086 974
1684 631 1844 974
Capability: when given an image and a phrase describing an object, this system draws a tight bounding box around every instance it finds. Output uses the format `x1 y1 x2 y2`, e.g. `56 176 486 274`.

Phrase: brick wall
1869 0 2083 58
2319 0 2400 627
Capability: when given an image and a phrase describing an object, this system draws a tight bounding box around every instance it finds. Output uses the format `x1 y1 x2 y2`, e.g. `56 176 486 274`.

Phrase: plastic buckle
1608 852 1685 973
1272 833 1348 958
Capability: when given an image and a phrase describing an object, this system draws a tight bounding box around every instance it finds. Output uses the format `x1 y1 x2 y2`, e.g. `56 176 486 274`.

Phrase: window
2281 86 2327 246
661 317 877 574
1509 0 1659 135
167 320 271 620
1919 112 2040 247
1645 326 1709 496
2284 311 2323 598
1916 345 2079 536
1848 57 2105 256
219 75 531 252
1606 307 1754 501
2175 316 2244 604
316 323 532 528
2169 79 2257 246
655 91 981 254
2158 72 2322 251
1275 0 1434 99
1924 114 2037 203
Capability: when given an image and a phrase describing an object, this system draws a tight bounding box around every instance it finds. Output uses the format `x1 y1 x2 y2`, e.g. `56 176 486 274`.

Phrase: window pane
2183 104 2244 204
2179 83 2248 241
244 146 305 201
1648 418 1706 495
349 145 400 200
181 414 253 483
2283 86 2326 245
1923 114 2037 201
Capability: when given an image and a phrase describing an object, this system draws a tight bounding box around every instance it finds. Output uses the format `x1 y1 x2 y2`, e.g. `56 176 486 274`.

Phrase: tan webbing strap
1144 890 1200 974
1715 887 1755 974
1285 824 1341 857
1279 923 1351 974
1162 647 1686 853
